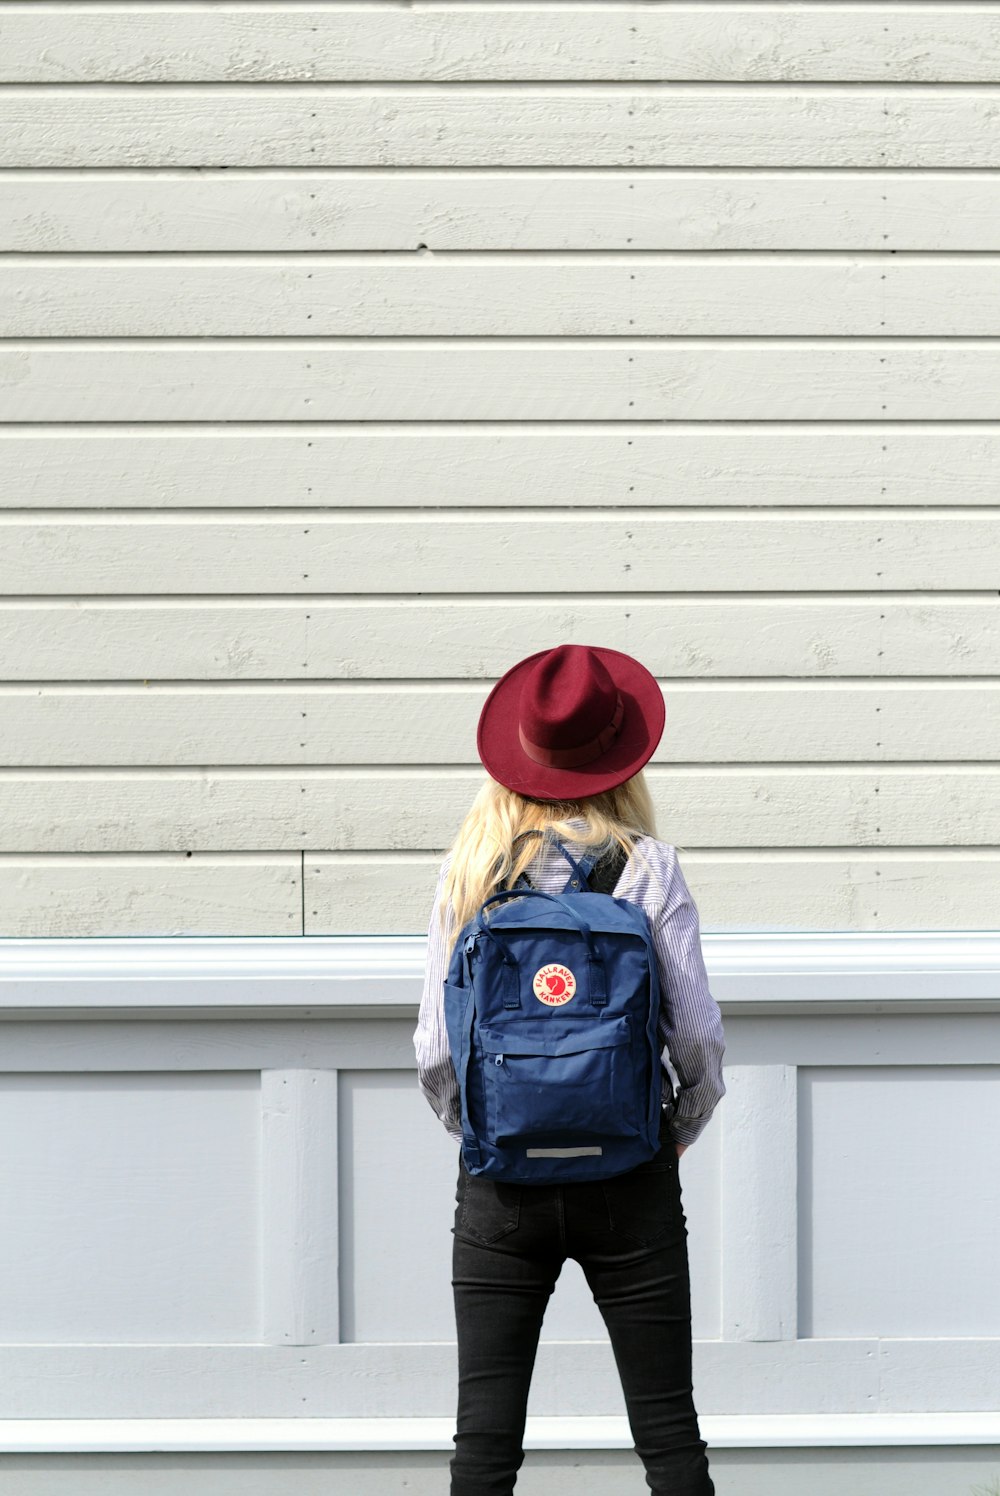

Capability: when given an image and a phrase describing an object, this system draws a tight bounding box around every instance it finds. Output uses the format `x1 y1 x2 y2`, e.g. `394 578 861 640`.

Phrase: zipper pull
494 1053 504 1067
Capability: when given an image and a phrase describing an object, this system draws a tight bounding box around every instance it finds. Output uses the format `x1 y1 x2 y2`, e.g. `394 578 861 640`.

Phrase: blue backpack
443 831 665 1183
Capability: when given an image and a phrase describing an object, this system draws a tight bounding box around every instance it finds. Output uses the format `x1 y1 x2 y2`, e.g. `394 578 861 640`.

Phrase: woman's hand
675 1141 689 1158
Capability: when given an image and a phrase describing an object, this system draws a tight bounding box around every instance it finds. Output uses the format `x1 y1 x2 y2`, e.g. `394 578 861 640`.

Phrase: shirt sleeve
652 847 727 1146
412 858 463 1143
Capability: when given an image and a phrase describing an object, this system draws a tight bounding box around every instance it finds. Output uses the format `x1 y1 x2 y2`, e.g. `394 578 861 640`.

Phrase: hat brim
476 645 665 802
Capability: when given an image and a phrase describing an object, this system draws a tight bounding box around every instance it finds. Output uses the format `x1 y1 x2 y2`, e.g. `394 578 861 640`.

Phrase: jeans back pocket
600 1146 683 1247
455 1164 522 1245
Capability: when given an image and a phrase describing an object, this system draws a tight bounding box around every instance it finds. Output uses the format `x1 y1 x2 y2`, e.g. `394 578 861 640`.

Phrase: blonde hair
437 769 660 963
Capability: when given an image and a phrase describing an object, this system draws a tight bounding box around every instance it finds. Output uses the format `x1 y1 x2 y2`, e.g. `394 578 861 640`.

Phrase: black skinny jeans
450 1109 715 1496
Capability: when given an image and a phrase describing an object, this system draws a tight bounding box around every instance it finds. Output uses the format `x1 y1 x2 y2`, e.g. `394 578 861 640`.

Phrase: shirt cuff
668 1114 714 1146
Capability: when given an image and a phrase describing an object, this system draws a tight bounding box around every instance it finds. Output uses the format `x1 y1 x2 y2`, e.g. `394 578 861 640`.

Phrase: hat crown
519 644 617 750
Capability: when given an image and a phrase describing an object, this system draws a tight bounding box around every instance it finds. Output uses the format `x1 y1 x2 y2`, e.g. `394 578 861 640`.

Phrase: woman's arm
412 858 463 1142
652 846 727 1148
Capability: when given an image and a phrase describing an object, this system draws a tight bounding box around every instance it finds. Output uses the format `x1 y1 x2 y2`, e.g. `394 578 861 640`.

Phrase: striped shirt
413 816 727 1148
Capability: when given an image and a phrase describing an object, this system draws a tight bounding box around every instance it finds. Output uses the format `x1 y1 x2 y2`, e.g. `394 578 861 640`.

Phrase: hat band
518 691 624 769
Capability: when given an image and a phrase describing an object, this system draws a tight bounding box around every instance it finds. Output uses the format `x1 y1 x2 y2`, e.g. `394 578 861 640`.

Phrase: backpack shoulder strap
585 839 631 897
502 828 543 892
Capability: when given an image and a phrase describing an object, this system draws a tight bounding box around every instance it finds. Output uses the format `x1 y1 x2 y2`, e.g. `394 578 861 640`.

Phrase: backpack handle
473 887 607 1008
477 885 597 942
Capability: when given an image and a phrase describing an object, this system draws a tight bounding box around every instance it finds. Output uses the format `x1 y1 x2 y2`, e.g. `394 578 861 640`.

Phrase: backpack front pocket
478 1016 639 1146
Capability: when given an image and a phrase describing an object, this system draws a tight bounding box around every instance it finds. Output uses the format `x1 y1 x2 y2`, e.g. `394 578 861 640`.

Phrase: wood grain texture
1 683 997 764
3 89 1000 170
12 256 1000 337
0 855 302 936
721 1066 799 1341
260 1067 341 1345
5 172 1000 252
1 513 996 593
307 851 1000 935
0 600 996 679
0 768 997 851
0 1338 977 1419
9 343 1000 420
3 7 999 84
2 425 1000 508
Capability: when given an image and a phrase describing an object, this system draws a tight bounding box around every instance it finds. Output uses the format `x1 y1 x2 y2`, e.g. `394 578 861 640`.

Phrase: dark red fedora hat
476 643 665 802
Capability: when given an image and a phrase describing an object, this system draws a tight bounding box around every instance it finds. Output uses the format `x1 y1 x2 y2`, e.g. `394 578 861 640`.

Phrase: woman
414 642 726 1496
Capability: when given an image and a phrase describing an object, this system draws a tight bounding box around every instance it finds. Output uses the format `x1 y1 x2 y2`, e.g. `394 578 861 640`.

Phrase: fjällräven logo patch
532 963 577 1006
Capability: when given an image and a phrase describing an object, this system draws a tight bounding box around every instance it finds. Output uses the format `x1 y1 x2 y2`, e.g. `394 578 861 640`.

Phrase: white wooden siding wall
1 6 1000 936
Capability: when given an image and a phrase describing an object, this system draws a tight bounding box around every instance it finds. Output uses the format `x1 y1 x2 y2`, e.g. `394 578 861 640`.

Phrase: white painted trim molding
0 931 998 1018
0 1415 998 1453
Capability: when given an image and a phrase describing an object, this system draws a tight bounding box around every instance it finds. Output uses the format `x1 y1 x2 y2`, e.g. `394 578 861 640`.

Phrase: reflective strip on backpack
525 1145 603 1158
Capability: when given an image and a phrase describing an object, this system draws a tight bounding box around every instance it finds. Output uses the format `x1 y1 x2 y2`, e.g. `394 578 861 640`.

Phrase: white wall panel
339 1069 622 1346
338 1068 465 1346
799 1065 1000 1340
338 1066 724 1346
0 1069 260 1342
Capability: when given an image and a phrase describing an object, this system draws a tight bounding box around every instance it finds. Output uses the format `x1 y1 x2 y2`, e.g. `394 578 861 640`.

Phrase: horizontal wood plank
0 769 997 850
1 684 997 765
1 600 996 678
0 1340 986 1420
8 343 1000 420
0 856 301 936
1 514 996 593
3 425 1000 508
3 8 999 84
5 172 1000 252
3 89 1000 169
11 256 1000 336
308 850 1000 936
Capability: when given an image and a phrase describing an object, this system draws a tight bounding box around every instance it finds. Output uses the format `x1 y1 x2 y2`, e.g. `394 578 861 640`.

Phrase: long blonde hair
437 769 660 961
